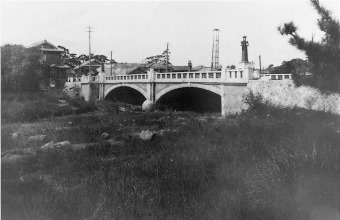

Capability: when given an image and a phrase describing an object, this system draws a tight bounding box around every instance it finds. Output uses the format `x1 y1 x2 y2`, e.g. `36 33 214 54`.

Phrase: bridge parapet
155 71 222 83
105 74 149 83
81 75 98 83
82 66 253 84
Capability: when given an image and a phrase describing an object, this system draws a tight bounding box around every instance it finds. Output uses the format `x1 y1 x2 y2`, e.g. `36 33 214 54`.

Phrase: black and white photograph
1 0 339 219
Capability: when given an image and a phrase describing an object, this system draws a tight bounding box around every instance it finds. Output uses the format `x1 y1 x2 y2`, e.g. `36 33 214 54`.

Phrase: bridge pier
81 82 99 102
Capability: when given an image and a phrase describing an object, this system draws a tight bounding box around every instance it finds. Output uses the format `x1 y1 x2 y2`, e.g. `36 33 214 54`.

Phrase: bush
68 97 97 115
243 90 268 112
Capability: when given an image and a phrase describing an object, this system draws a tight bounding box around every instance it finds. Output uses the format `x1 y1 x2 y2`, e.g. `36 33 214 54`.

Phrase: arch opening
156 87 221 113
105 86 146 105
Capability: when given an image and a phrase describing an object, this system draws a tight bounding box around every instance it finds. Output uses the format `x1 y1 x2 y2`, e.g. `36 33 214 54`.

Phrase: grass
1 91 97 122
2 93 339 220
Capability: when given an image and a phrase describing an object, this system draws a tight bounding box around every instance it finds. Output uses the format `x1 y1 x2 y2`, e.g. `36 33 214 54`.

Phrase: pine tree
278 0 340 92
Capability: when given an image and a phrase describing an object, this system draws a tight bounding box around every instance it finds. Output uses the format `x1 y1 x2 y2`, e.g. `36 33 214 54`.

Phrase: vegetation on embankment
1 91 98 122
2 93 339 219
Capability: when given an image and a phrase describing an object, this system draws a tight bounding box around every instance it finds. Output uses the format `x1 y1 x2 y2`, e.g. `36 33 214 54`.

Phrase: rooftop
28 40 64 52
74 59 102 69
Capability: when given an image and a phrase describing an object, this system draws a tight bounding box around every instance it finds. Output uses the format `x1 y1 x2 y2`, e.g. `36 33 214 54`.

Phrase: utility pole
110 51 113 76
166 42 169 73
259 55 262 74
86 26 93 75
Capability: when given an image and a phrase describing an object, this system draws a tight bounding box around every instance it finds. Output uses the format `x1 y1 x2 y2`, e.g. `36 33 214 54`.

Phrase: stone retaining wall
247 80 340 114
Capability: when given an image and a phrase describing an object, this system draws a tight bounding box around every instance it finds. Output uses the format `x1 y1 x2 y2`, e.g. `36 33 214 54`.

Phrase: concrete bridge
81 66 255 116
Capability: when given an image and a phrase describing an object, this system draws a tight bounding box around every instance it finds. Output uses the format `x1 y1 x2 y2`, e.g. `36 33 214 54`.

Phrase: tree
143 47 172 66
278 0 340 92
270 59 310 76
57 46 81 68
93 54 109 63
77 54 88 63
1 45 24 91
1 45 45 92
76 54 111 65
268 64 274 70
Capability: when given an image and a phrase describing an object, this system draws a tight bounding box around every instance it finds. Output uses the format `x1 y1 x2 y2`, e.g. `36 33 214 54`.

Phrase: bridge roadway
81 67 254 116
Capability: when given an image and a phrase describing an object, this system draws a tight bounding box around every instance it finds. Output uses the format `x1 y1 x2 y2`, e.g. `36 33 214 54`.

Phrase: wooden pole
166 42 169 73
259 55 262 74
111 51 113 76
86 26 93 75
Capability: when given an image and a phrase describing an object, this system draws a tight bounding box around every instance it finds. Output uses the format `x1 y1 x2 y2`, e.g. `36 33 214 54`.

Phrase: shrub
243 90 268 112
68 97 97 115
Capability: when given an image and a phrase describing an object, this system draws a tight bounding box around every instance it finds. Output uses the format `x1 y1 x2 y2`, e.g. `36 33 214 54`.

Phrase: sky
1 0 340 68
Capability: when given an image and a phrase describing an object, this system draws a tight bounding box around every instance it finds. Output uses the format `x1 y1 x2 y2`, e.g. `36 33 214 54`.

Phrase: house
96 63 146 77
28 40 70 89
97 62 202 77
73 59 102 76
192 65 212 72
96 60 217 80
66 59 103 83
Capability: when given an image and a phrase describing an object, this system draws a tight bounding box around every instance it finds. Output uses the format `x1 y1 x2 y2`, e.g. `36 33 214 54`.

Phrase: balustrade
82 68 251 83
154 71 224 82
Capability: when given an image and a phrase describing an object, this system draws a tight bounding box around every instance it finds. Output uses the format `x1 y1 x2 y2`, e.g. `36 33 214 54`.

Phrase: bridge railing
81 75 98 83
82 67 252 83
259 74 292 80
154 71 223 83
105 74 149 82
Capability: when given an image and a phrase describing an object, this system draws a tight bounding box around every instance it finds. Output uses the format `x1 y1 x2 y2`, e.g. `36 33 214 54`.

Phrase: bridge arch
155 83 221 102
104 84 148 100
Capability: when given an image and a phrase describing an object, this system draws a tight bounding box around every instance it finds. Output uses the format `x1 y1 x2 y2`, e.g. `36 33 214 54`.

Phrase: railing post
148 68 155 82
221 68 226 82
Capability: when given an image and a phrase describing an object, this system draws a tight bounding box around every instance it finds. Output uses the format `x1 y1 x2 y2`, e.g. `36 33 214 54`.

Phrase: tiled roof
28 40 64 52
192 65 211 71
50 64 70 69
74 59 102 69
28 40 55 48
98 63 143 76
171 66 189 71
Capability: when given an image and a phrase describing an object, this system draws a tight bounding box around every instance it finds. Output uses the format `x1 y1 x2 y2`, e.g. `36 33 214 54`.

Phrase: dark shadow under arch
105 86 146 105
156 87 221 113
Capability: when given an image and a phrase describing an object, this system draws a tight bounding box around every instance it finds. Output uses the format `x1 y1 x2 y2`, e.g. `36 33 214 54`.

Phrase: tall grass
2 105 339 219
1 91 97 122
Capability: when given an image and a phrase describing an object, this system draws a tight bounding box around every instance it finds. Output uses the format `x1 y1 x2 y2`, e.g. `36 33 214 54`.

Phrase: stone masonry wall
247 80 340 115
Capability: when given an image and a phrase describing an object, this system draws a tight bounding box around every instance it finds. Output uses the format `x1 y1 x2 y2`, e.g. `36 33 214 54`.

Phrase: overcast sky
1 0 339 68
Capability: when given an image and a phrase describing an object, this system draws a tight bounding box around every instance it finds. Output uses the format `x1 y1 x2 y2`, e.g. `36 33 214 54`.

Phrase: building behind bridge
28 40 70 89
96 62 212 78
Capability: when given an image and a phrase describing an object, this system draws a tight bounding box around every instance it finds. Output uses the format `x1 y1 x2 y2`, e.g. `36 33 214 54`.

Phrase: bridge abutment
221 84 247 116
82 82 100 102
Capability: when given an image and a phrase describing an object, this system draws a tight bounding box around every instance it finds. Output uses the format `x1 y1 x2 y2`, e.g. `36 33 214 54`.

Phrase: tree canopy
143 47 172 66
1 45 45 92
278 0 340 92
270 59 311 78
